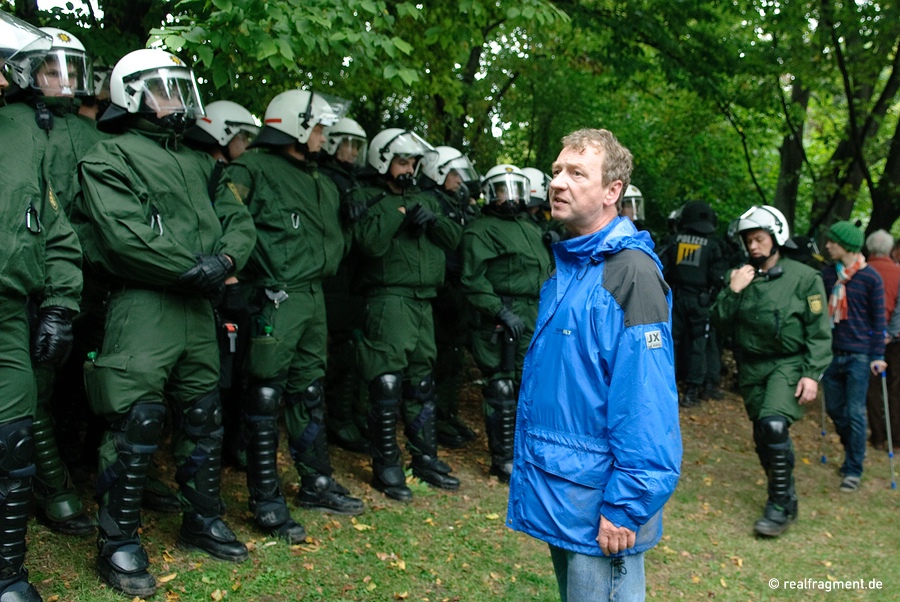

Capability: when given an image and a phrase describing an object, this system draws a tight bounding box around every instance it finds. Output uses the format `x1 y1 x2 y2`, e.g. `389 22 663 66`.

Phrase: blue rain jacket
506 217 682 556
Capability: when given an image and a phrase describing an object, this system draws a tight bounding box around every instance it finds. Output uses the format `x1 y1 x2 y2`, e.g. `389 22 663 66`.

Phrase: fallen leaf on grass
424 517 435 526
165 592 180 601
231 582 241 592
824 531 833 538
691 575 700 584
485 513 499 520
363 576 372 584
394 592 409 600
366 582 377 591
45 596 59 602
303 563 314 570
822 560 832 567
158 573 177 584
490 572 501 580
729 555 743 567
163 551 176 562
210 589 225 601
720 578 727 588
802 457 811 464
352 517 374 531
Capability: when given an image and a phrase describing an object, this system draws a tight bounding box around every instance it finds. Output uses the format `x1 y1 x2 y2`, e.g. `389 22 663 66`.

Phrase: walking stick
820 392 828 464
880 371 897 490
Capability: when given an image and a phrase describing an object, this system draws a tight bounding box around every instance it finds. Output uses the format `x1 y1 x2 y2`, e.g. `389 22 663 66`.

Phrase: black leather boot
178 511 248 561
297 474 365 515
753 416 798 537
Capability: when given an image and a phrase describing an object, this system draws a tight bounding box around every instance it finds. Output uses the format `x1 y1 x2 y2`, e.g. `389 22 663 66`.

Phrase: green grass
26 378 900 601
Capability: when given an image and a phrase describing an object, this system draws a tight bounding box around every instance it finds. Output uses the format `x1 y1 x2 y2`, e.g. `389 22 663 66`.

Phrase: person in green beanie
821 220 886 493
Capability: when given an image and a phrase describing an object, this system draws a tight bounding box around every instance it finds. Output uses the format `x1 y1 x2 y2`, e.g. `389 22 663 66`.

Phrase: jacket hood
553 216 661 271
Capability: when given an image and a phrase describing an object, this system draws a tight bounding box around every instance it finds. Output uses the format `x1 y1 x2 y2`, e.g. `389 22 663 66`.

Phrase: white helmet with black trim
734 205 791 246
322 117 368 167
368 128 435 175
0 11 52 88
100 48 204 133
254 89 349 147
620 184 644 222
194 100 258 146
482 164 529 215
419 146 478 188
520 167 550 209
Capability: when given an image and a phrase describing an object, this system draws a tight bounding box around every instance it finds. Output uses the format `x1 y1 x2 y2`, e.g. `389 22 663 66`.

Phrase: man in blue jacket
506 128 682 601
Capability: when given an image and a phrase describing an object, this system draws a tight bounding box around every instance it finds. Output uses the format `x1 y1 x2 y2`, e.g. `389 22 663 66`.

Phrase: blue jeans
549 546 645 602
823 353 870 478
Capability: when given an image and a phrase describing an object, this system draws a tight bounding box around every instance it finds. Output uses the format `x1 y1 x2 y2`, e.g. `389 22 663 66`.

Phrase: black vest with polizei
669 232 713 290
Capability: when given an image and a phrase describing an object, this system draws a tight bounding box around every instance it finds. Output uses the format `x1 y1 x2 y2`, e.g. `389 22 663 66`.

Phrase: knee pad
403 374 435 402
247 384 282 418
0 418 35 477
369 373 402 406
757 415 789 445
113 401 166 454
485 378 516 401
301 380 326 424
183 391 224 442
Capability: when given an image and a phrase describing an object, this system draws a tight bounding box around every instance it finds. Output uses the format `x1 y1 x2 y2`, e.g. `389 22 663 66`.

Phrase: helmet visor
440 156 478 185
483 173 529 205
32 48 92 97
620 196 644 221
132 68 204 119
333 135 368 167
314 92 351 127
0 12 51 61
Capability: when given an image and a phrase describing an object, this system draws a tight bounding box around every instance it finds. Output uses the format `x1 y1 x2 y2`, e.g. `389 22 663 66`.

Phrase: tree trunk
773 83 810 227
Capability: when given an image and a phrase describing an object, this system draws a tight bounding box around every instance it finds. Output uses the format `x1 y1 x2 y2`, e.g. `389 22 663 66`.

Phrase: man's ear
604 180 624 207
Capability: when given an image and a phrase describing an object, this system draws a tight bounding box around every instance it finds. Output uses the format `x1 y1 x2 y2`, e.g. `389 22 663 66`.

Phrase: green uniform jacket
77 130 256 288
0 101 109 216
461 212 551 317
711 257 832 381
350 182 462 298
0 114 82 310
217 150 347 290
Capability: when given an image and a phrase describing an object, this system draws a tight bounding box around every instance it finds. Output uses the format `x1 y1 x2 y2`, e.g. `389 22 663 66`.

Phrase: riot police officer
711 205 832 537
76 49 256 596
350 129 463 501
0 13 83 600
419 146 481 448
460 164 551 481
216 90 365 543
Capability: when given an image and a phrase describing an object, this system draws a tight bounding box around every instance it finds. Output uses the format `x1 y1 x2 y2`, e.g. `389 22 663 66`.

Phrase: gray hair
560 128 633 189
866 229 894 256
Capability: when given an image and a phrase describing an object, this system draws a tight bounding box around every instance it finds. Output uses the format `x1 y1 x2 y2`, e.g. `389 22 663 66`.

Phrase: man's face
444 170 463 193
307 123 326 153
34 57 78 97
495 183 509 204
743 229 774 260
389 155 416 179
145 81 185 118
335 138 359 163
227 131 252 160
549 146 622 236
824 238 851 261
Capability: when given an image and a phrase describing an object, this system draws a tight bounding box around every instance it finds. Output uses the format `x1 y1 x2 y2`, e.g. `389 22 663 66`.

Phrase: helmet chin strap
748 253 770 268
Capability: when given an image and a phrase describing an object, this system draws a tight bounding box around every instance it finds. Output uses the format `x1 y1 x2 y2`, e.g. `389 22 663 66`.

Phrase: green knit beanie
827 221 864 252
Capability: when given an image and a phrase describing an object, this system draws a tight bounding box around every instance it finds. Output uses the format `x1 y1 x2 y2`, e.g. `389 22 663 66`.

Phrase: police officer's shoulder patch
227 182 245 205
48 187 59 212
808 294 823 314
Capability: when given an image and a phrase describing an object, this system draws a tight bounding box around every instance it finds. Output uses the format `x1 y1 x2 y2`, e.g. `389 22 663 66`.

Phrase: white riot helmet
620 184 644 222
0 11 52 89
254 89 348 146
322 117 368 167
734 205 792 246
368 128 436 175
101 49 204 133
520 167 550 209
419 146 478 188
482 164 529 215
25 27 92 97
194 100 258 146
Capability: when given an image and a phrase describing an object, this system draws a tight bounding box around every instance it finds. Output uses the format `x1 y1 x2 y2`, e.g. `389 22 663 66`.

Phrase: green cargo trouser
84 288 221 508
245 285 328 476
0 298 36 423
358 294 437 383
738 354 805 424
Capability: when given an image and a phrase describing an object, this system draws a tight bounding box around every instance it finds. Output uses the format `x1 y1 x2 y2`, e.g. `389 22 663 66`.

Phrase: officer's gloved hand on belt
402 204 437 238
340 200 368 226
178 253 234 301
495 306 526 340
32 306 75 366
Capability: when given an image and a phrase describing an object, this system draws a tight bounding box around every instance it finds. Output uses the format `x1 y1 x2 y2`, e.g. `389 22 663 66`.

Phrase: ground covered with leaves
27 371 900 601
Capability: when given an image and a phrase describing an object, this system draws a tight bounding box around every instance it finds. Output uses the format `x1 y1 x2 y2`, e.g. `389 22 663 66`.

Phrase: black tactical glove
495 306 526 340
32 306 75 365
178 254 233 300
403 203 438 238
542 230 561 247
340 200 368 226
